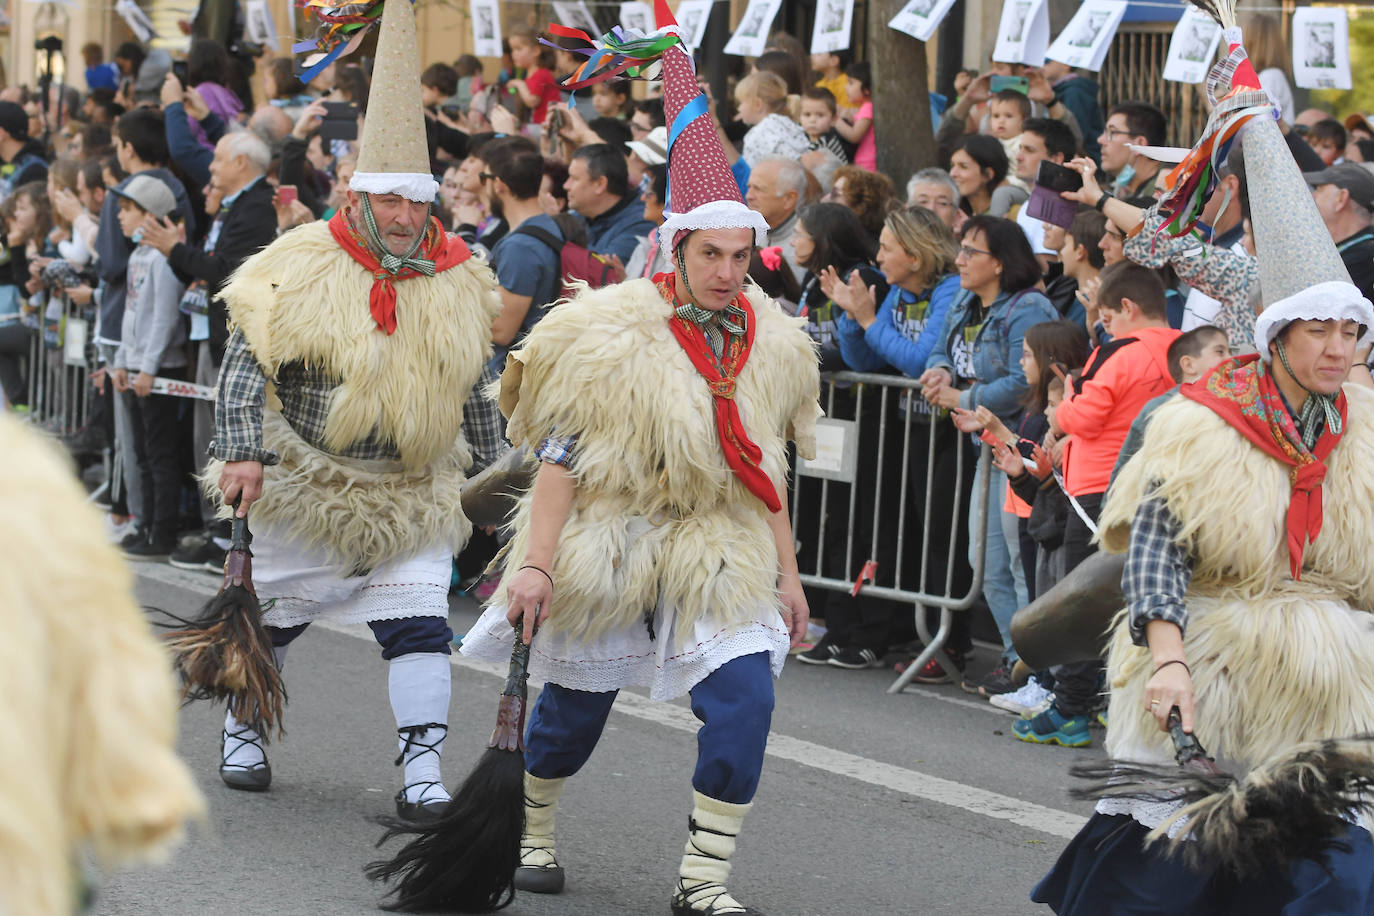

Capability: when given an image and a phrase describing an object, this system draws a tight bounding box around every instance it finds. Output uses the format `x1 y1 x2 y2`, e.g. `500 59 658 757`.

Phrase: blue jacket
584 193 655 263
925 286 1057 423
837 274 961 377
164 101 226 190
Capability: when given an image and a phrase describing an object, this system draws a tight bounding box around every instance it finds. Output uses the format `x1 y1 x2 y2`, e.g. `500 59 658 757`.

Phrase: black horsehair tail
1070 736 1374 880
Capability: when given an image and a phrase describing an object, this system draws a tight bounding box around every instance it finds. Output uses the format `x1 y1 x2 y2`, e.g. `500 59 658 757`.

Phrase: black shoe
795 636 840 665
514 860 566 894
828 647 883 669
169 532 227 573
670 880 763 915
962 664 1017 698
219 728 272 792
62 424 108 456
118 526 148 550
124 536 175 561
394 788 449 823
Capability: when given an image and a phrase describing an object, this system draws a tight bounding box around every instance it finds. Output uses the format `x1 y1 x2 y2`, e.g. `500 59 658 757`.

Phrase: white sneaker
106 515 137 544
989 677 1054 716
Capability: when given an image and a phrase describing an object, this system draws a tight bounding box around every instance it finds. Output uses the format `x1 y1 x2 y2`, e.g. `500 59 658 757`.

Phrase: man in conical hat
205 0 500 821
456 3 821 912
1032 17 1374 913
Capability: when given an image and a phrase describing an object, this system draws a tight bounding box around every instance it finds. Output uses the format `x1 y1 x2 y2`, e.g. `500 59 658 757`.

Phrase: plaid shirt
464 361 508 475
1123 492 1192 645
211 327 399 463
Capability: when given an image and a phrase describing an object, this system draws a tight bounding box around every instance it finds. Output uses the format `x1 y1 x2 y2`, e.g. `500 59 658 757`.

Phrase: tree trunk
868 0 936 184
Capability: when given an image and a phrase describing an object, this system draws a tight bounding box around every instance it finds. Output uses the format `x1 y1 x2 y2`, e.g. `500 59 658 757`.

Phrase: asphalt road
91 564 1104 916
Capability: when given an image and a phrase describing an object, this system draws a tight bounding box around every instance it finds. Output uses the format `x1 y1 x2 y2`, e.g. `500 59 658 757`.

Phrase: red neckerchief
1180 354 1347 579
655 272 781 513
328 207 472 335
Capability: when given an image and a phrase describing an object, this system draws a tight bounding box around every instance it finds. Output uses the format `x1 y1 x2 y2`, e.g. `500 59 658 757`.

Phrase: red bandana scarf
328 207 472 335
1181 354 1347 579
656 272 780 513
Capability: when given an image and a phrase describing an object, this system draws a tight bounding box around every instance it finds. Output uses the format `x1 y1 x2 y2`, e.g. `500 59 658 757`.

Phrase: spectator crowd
5 17 1374 753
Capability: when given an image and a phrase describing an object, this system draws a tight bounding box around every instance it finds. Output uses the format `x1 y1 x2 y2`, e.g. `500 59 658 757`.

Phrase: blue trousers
267 616 453 660
524 651 774 804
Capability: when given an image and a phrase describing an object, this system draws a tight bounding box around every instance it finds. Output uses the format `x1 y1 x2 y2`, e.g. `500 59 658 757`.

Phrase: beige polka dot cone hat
1171 2 1372 357
348 0 438 203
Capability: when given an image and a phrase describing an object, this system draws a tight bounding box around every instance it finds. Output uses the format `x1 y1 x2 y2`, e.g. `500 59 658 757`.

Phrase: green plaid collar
674 300 747 360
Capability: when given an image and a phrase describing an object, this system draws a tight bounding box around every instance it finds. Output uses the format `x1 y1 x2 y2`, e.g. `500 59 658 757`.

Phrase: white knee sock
222 709 266 769
521 773 567 868
677 791 752 914
389 652 451 805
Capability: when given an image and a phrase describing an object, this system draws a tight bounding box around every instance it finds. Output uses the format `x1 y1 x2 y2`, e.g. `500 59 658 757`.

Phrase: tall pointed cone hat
348 0 437 203
548 0 768 261
651 1 768 260
1163 2 1372 357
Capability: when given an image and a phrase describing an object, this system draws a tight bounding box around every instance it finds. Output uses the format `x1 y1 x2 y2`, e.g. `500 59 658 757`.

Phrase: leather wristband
519 564 554 589
1093 192 1109 212
1152 658 1190 677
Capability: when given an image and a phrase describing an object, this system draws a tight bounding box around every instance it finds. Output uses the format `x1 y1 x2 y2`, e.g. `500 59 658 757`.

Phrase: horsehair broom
367 622 533 913
162 508 287 741
1070 708 1374 880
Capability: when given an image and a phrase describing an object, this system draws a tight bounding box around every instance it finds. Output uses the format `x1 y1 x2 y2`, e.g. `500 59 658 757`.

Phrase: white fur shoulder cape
1098 383 1374 769
208 221 503 569
494 277 822 645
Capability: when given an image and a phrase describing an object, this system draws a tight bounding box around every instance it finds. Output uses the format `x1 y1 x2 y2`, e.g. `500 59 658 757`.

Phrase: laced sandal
393 722 449 822
670 878 763 915
219 726 271 791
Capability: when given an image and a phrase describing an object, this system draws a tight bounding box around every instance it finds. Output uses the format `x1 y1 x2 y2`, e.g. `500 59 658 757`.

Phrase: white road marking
139 565 1086 840
901 685 1011 716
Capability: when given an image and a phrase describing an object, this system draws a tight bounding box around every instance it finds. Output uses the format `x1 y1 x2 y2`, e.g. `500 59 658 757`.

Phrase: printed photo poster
992 0 1050 67
551 1 600 37
244 0 279 49
470 0 502 58
723 0 783 57
810 0 855 54
675 0 714 50
1045 0 1126 72
888 0 959 43
1292 6 1352 91
1162 6 1222 83
620 1 653 35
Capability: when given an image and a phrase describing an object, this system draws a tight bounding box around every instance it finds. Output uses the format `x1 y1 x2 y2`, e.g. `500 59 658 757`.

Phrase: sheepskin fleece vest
1 414 203 915
495 277 822 645
1099 383 1374 769
211 220 502 568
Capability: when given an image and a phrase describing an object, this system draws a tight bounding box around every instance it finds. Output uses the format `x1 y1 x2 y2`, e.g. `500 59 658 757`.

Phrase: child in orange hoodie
1016 261 1180 748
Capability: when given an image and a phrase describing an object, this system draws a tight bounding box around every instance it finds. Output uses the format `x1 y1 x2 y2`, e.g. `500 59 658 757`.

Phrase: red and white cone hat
652 0 768 261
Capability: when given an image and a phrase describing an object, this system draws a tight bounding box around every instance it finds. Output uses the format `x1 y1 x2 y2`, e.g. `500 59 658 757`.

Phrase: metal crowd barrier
22 290 93 437
789 371 991 694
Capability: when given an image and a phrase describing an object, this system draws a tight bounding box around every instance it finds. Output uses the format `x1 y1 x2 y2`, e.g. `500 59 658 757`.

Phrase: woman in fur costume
202 0 501 822
457 11 821 914
0 412 203 915
1032 26 1374 914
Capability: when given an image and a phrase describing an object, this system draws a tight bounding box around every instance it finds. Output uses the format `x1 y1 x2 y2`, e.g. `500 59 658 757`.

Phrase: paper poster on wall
1292 6 1351 91
114 0 158 43
1045 0 1126 72
1162 7 1222 83
723 0 782 57
810 0 854 54
675 0 713 50
244 0 279 50
470 0 502 59
620 1 653 34
551 1 599 37
992 0 1049 66
888 0 959 43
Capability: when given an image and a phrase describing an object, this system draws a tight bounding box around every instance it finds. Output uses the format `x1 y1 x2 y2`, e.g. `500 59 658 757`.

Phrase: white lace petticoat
250 524 452 628
459 601 790 701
